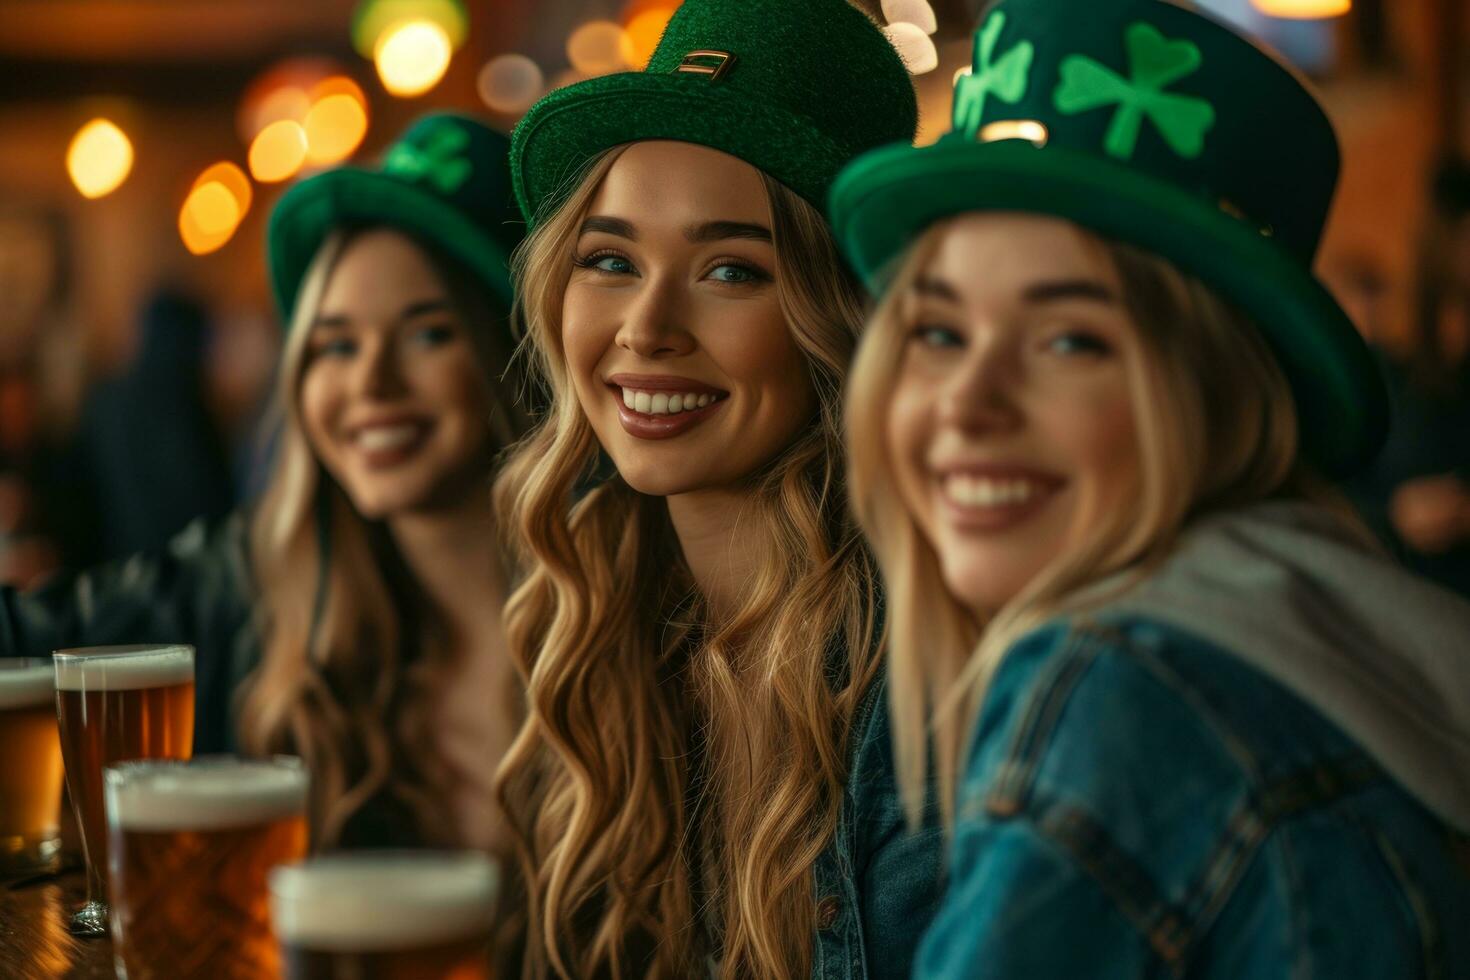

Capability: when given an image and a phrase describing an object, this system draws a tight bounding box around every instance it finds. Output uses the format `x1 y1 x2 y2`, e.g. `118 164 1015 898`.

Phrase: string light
479 55 544 114
882 0 937 35
884 22 938 75
249 119 309 182
1251 0 1350 18
375 19 453 96
66 119 133 199
179 162 251 255
568 21 628 76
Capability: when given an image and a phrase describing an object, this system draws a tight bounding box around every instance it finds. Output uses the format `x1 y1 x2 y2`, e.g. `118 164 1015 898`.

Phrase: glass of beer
0 658 64 875
105 756 309 979
270 851 499 979
53 644 195 935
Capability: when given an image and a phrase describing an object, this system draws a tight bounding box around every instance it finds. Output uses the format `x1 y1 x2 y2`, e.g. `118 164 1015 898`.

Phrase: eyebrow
579 216 636 240
910 276 1118 305
685 221 772 244
312 299 452 331
577 216 774 245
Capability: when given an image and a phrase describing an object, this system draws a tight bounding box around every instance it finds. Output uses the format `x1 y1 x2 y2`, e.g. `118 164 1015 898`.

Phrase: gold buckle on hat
675 50 735 82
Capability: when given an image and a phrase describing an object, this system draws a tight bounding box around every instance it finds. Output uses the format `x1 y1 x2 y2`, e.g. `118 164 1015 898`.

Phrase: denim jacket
917 504 1470 979
812 673 946 980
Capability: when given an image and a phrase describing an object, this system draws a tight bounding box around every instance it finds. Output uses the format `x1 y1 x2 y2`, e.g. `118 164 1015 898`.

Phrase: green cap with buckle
829 0 1387 476
510 0 919 227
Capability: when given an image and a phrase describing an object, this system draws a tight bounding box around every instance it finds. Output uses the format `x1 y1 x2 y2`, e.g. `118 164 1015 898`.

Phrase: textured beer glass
0 658 64 874
53 645 195 935
270 851 499 980
105 756 309 979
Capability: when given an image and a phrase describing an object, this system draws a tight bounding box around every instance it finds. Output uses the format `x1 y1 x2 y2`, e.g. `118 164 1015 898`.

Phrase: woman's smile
607 373 730 440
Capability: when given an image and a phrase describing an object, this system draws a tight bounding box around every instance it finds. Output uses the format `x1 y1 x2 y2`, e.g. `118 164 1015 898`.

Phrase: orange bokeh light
620 5 678 70
249 119 309 182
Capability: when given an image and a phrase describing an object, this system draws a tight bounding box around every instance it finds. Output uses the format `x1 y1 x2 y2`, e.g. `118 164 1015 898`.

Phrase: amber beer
54 644 194 934
105 757 309 979
0 659 64 873
270 852 499 980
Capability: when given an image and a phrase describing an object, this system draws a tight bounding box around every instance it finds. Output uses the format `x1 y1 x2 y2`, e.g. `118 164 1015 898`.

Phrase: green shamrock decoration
1053 21 1216 160
952 11 1035 138
384 124 473 195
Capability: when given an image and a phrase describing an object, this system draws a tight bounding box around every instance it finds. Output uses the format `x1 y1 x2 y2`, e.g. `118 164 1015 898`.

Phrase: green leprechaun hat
268 113 521 322
510 0 919 227
829 0 1388 477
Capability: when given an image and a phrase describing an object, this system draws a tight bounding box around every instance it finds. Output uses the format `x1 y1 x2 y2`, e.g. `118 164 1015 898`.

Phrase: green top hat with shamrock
829 0 1388 477
268 112 522 321
510 0 919 227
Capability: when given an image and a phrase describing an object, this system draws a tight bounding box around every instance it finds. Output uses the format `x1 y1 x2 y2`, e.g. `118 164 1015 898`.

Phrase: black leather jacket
0 514 257 754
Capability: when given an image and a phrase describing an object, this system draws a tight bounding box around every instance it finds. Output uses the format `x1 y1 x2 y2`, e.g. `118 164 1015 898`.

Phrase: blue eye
581 253 635 275
1047 331 1112 356
910 325 964 349
708 263 762 284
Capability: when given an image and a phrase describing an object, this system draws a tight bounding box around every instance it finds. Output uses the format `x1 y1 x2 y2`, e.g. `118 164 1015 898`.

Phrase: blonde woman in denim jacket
831 0 1470 975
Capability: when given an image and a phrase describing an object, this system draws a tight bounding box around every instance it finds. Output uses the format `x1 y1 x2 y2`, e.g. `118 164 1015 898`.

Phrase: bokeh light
249 119 309 182
882 0 937 34
66 119 134 199
478 55 544 114
352 0 467 57
568 21 628 76
884 22 938 75
305 85 369 165
179 162 251 255
375 19 453 96
1251 0 1350 17
620 5 677 70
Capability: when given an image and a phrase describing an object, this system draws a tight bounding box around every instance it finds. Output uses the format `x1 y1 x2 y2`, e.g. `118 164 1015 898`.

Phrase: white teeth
619 388 720 416
944 475 1045 508
357 425 421 452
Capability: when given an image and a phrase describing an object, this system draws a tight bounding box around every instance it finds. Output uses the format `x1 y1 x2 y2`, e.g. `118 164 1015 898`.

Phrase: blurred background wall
0 0 1465 586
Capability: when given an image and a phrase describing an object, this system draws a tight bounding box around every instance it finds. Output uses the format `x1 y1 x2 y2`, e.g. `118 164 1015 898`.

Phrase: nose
936 330 1023 435
613 273 696 359
353 335 405 399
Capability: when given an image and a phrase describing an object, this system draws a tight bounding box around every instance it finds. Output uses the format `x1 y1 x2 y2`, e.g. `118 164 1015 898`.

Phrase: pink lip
606 373 729 396
613 390 727 440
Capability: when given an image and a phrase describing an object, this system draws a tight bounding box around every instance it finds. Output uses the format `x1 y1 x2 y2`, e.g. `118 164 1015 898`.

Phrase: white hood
1094 501 1470 833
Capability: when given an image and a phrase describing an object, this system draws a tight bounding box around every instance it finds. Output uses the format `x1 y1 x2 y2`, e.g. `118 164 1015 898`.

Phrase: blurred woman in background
0 113 532 850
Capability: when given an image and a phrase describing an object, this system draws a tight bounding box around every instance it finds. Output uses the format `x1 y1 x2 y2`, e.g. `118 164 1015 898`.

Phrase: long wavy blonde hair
493 147 882 979
238 226 529 847
846 220 1355 825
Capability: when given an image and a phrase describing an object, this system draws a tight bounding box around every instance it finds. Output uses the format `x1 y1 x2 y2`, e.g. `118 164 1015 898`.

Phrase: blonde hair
494 147 882 979
846 220 1351 825
238 226 529 847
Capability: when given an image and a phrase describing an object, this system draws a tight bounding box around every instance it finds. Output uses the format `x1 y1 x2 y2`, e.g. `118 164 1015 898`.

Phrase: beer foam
270 853 499 950
0 663 54 708
107 759 308 831
53 646 193 692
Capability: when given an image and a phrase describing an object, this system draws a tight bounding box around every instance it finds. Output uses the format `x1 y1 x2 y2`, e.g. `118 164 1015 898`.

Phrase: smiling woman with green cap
0 113 535 856
490 0 942 977
835 0 1470 975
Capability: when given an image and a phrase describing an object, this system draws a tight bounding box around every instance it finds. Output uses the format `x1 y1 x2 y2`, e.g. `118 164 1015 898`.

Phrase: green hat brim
830 139 1388 477
512 72 849 225
268 168 517 321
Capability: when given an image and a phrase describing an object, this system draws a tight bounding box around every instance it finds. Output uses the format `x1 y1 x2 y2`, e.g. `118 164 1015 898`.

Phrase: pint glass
54 644 194 934
270 852 499 980
0 658 64 874
105 756 309 979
